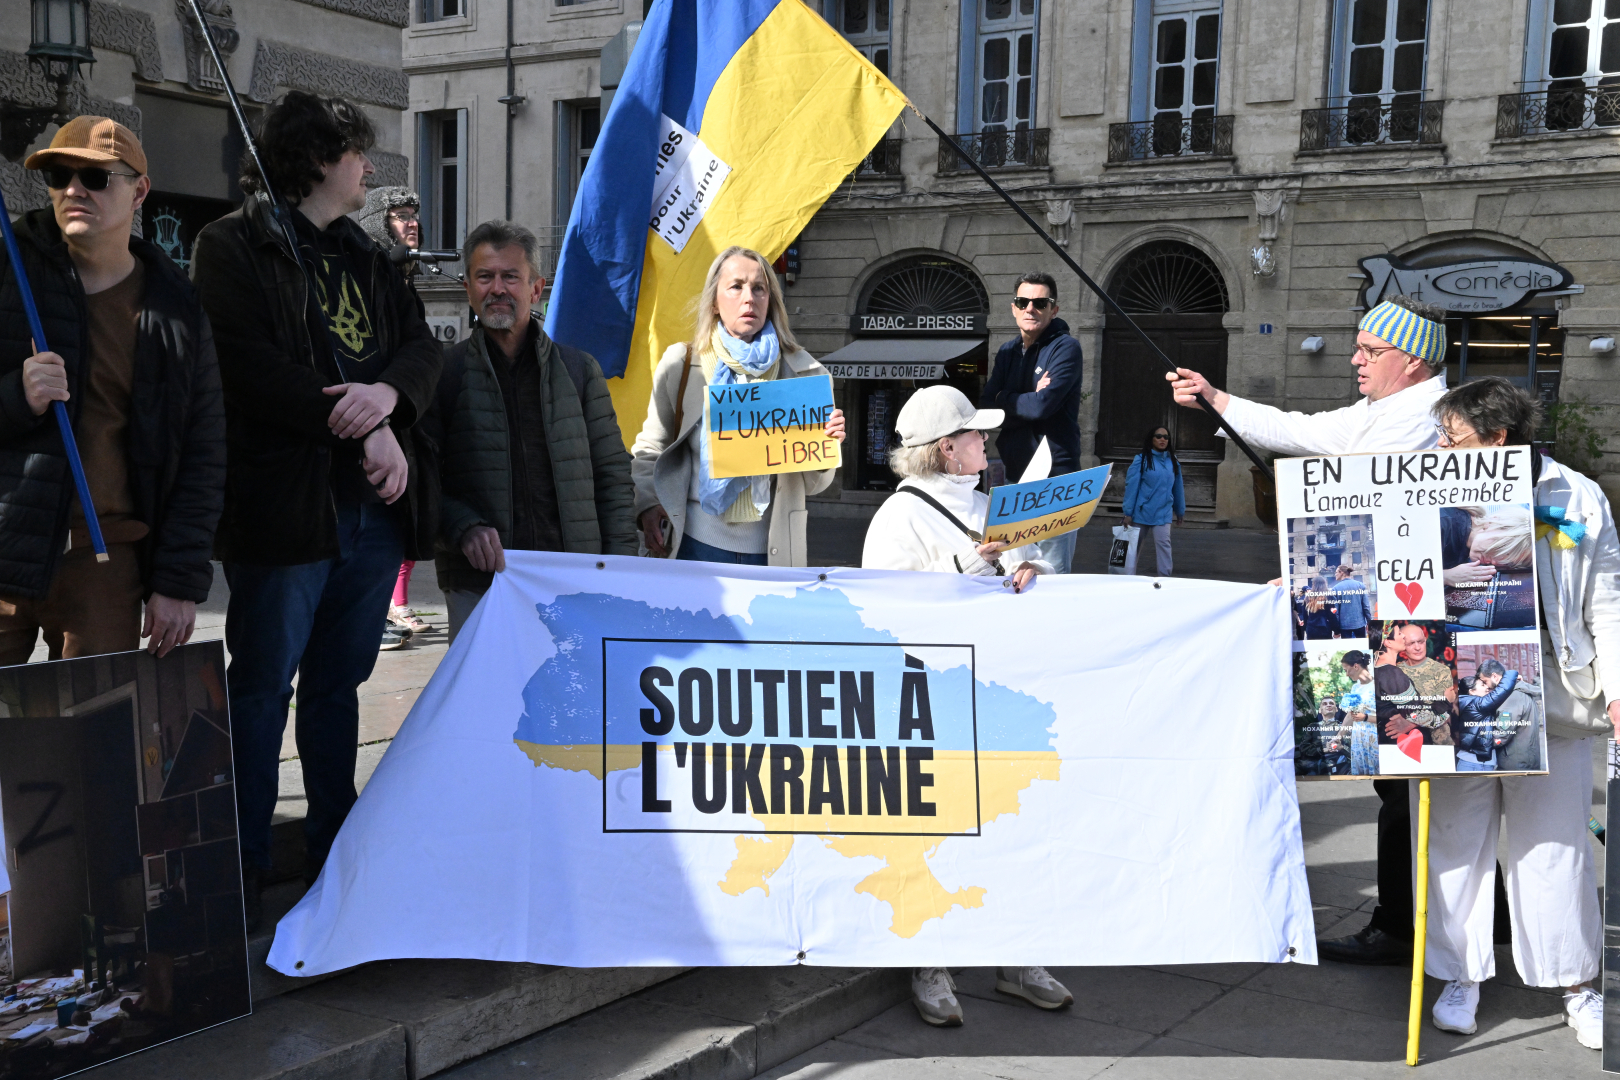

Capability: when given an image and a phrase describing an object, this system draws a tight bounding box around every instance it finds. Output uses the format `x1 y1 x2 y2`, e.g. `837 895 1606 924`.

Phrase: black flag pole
182 0 305 288
917 113 1273 481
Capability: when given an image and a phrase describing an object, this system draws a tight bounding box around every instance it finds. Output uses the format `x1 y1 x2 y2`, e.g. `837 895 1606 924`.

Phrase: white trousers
1123 523 1173 577
1413 734 1599 986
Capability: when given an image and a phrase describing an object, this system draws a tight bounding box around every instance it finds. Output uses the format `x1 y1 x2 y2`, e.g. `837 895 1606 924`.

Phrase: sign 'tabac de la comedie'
704 374 841 479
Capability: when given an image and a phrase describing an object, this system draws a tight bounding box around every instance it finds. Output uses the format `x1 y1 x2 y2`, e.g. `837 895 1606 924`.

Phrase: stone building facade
2 0 412 267
792 0 1620 525
400 0 1619 525
399 0 650 344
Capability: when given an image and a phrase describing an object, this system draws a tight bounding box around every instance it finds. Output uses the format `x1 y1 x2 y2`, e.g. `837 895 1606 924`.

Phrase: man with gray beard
428 220 635 640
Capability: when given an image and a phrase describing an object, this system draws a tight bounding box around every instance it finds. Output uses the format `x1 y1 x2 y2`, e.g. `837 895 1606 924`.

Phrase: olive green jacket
430 321 636 589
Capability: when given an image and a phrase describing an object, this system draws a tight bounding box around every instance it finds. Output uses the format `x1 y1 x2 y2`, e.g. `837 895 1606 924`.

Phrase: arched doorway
1096 240 1230 511
826 255 990 490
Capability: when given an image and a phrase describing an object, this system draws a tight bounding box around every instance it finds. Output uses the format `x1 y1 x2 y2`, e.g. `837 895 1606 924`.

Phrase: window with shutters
416 110 466 251
1330 0 1429 109
1305 0 1439 147
974 0 1037 135
1148 2 1220 126
829 0 891 76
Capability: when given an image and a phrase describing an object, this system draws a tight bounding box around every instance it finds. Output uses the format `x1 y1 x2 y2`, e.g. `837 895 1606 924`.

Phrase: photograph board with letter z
0 641 249 1078
1275 447 1547 780
703 375 841 479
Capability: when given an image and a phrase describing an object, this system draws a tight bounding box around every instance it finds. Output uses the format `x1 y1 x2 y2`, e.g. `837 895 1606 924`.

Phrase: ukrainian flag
544 0 907 445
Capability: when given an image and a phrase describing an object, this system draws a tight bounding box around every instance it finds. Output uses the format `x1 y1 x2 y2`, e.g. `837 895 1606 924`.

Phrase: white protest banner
268 553 1313 974
1276 447 1546 779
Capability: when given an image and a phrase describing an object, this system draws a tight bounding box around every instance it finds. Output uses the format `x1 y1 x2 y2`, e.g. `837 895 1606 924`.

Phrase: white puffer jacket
1534 456 1620 738
861 471 1053 576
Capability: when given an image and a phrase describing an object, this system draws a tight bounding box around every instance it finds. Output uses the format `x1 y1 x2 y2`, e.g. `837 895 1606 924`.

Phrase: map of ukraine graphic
512 587 1059 938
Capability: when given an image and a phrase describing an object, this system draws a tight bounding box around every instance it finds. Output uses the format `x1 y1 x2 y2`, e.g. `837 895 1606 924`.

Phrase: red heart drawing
1393 581 1423 614
1397 728 1424 762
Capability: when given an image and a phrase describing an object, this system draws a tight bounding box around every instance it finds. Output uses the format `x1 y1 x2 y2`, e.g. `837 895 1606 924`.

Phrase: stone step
95 960 690 1080
250 881 350 1002
438 966 910 1079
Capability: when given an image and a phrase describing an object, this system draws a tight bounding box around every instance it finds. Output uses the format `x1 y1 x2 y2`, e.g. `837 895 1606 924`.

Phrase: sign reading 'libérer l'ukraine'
982 463 1112 546
704 375 841 478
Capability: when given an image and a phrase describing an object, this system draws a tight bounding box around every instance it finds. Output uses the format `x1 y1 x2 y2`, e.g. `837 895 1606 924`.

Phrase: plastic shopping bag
1107 525 1140 574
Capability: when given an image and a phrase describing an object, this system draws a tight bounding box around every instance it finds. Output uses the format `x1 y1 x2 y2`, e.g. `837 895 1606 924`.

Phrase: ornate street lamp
2 0 96 162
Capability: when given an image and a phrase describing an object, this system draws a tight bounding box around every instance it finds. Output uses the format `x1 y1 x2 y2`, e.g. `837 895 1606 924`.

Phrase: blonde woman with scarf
633 247 844 565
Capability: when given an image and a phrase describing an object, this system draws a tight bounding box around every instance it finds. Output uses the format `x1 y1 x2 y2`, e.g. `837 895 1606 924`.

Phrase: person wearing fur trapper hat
355 185 420 261
353 186 428 649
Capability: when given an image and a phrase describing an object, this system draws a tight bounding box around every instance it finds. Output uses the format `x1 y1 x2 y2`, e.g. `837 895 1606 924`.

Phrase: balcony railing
936 127 1050 174
856 137 903 176
1108 114 1234 162
535 224 564 279
1298 99 1445 151
1497 84 1620 138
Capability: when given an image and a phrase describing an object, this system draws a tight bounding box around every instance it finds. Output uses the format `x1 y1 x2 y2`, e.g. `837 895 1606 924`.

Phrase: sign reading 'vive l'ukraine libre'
982 463 1112 546
704 375 841 478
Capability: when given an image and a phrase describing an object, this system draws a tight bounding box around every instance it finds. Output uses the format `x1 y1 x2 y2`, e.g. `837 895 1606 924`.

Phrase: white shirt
1220 375 1447 456
862 472 1053 575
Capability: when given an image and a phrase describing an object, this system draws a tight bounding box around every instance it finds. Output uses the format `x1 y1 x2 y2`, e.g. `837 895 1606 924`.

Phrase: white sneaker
1431 979 1479 1035
1564 986 1602 1050
910 967 962 1027
994 966 1073 1009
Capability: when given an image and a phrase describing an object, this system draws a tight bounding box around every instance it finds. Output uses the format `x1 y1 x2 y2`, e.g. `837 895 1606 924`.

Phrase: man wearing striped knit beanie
1167 293 1450 968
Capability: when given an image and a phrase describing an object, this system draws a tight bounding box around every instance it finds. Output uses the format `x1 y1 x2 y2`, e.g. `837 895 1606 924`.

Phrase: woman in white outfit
861 385 1073 1026
1423 377 1619 1051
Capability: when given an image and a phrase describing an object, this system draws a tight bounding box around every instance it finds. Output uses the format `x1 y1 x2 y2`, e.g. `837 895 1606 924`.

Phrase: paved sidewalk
756 769 1609 1079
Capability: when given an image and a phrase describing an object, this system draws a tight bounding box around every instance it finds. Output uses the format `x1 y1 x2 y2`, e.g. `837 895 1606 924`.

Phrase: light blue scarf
697 321 779 517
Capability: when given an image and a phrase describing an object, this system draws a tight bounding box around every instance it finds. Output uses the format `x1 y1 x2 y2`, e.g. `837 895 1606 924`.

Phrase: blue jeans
226 499 403 874
676 534 768 565
1457 752 1496 772
1036 529 1078 574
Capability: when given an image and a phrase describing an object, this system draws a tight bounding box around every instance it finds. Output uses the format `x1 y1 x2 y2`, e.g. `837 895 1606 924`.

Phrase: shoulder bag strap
671 346 695 436
897 485 982 542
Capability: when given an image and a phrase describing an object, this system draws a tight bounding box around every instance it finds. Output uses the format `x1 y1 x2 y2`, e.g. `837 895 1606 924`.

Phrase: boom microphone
389 243 461 265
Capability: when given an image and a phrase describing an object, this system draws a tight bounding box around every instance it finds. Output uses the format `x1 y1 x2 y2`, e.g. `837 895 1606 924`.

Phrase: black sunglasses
1011 296 1056 311
1152 432 1170 439
42 164 140 192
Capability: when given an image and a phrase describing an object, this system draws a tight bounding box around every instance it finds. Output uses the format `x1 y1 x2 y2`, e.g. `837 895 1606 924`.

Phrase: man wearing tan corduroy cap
0 116 224 664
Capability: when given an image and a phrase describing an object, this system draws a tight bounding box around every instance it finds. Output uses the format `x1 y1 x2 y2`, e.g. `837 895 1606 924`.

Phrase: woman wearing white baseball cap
860 384 1069 1026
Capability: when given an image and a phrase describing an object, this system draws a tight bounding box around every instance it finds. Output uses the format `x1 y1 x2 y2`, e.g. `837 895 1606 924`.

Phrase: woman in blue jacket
1121 425 1186 575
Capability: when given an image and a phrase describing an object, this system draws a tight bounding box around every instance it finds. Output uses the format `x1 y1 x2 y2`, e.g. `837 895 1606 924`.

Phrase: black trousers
1367 780 1414 940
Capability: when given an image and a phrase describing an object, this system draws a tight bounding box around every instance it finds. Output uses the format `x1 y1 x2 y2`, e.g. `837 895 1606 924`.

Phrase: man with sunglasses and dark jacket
980 272 1083 571
0 117 223 664
191 91 441 928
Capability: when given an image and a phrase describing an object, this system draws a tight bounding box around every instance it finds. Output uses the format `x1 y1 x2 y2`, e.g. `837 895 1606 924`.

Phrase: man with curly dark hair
191 91 442 929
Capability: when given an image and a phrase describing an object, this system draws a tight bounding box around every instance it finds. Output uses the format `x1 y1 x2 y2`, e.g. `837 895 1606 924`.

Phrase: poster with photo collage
1276 447 1548 780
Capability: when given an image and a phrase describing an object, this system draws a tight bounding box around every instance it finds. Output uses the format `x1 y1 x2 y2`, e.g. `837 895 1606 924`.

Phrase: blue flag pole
0 188 109 563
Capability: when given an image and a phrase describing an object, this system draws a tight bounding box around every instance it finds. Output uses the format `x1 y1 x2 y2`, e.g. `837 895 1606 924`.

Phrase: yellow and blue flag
543 0 907 444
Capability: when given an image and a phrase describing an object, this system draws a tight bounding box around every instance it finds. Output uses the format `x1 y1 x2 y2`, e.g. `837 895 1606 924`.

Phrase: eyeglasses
1152 432 1170 440
42 164 140 192
1435 424 1477 446
1011 296 1056 311
1353 342 1403 362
